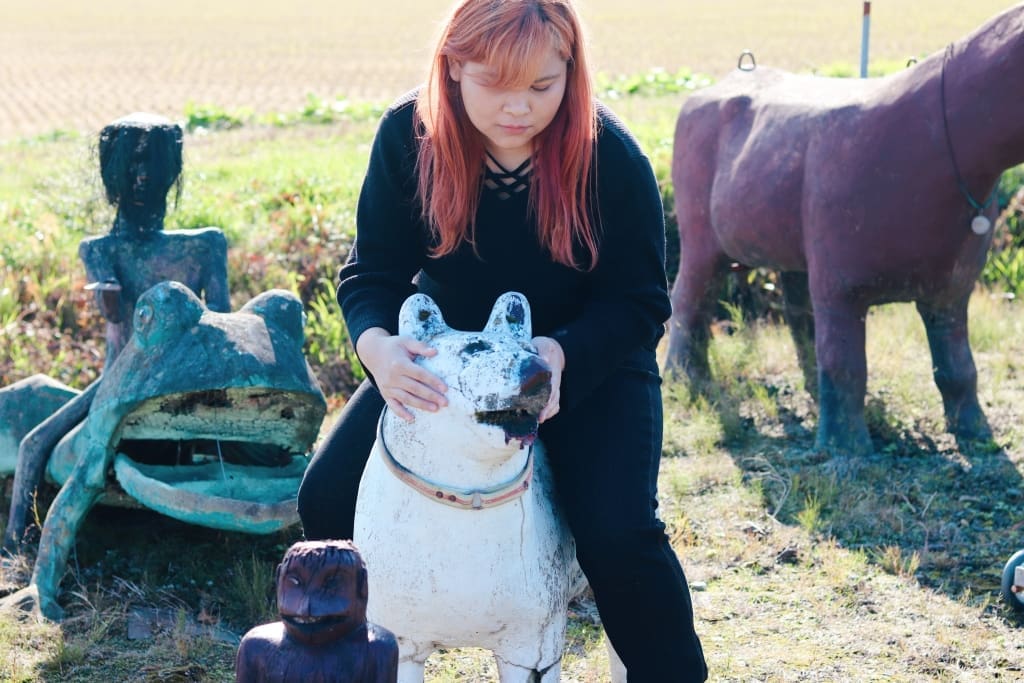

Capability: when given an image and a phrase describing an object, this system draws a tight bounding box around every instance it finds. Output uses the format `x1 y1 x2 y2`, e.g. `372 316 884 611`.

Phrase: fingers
376 336 448 419
532 336 564 423
538 375 561 423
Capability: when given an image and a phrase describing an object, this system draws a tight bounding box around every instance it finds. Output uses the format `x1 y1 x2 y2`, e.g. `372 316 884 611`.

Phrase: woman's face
449 42 568 168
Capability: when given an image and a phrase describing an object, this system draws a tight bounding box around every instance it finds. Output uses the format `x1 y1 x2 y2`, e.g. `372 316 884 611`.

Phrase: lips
282 613 350 638
499 124 529 135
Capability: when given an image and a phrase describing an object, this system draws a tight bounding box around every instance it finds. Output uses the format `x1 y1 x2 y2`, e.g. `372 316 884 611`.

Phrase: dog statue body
354 292 603 682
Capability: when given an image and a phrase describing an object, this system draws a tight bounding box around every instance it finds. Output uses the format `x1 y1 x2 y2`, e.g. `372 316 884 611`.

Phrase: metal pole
860 1 872 78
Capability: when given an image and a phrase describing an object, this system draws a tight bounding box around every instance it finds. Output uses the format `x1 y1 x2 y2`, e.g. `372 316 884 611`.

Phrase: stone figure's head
276 540 368 647
98 112 183 233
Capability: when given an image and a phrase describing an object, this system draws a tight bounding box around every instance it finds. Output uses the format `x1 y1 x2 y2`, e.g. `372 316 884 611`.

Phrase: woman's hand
531 336 565 423
356 327 448 422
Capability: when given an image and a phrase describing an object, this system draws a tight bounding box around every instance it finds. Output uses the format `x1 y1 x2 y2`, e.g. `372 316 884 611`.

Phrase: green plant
225 552 277 629
182 102 252 132
595 66 714 100
870 545 921 580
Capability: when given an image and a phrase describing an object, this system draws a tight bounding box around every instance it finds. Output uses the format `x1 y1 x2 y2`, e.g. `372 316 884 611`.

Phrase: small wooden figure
235 540 398 683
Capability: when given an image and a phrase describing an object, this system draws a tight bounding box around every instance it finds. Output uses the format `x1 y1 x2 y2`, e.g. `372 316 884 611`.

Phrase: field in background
0 0 1015 140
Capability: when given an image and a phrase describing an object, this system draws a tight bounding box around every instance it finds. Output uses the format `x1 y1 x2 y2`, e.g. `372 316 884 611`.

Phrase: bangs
446 3 573 89
481 22 569 88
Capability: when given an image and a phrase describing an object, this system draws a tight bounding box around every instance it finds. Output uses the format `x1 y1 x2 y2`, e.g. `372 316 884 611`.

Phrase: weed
225 552 277 629
870 545 922 580
795 493 826 536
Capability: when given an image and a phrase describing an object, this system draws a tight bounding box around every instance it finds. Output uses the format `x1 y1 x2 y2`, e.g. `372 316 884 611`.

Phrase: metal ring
738 50 757 71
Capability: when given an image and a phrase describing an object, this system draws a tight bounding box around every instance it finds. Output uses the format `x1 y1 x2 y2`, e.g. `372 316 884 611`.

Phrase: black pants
298 350 707 682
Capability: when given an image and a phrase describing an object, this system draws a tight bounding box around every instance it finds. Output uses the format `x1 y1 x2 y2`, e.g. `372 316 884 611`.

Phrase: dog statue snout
519 356 552 405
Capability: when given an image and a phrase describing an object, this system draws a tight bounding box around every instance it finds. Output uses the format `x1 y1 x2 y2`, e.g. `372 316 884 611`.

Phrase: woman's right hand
356 327 448 422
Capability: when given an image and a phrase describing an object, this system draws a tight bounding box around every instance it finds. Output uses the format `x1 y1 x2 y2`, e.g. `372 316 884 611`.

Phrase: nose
519 356 552 399
502 93 530 116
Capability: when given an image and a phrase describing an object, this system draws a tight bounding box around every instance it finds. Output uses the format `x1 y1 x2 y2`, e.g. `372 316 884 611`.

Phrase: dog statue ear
484 292 532 341
399 293 450 341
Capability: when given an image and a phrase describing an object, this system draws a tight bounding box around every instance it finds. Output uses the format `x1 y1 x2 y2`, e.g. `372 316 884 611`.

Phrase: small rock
690 581 707 592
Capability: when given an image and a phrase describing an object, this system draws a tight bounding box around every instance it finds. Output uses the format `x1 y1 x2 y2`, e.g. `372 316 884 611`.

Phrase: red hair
416 0 598 270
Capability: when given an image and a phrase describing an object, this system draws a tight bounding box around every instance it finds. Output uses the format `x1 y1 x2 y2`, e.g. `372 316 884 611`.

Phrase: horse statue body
665 3 1024 455
354 292 624 683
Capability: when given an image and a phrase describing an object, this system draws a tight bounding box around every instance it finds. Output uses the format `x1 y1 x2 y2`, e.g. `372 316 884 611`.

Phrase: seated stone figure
81 111 230 364
3 111 230 552
235 540 398 683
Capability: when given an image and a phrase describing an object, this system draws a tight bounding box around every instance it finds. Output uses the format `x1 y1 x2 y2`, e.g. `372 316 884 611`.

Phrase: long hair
416 0 598 270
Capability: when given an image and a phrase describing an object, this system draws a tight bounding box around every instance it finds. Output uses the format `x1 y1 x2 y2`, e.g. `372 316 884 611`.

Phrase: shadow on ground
674 372 1024 623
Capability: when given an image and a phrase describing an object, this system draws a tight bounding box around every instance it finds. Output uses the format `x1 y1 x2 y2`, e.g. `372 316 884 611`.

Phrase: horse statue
665 3 1024 456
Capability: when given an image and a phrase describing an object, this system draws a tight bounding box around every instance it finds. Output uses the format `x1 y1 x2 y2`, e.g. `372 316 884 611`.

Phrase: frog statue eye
134 303 154 331
131 281 204 348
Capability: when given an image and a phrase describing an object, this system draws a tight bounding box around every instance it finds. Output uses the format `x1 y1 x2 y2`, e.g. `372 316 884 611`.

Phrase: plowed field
0 0 1012 141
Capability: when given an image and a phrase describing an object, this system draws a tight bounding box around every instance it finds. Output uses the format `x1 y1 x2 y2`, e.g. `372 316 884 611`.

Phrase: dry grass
0 0 1014 140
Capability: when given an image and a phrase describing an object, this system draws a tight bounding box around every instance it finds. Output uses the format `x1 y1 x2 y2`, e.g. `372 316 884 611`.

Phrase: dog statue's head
398 292 552 449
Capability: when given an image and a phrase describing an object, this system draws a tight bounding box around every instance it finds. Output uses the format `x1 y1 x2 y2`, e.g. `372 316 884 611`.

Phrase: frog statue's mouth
107 386 325 534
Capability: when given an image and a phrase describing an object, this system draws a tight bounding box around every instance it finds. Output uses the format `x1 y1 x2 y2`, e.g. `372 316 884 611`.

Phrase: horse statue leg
810 293 872 457
664 233 728 388
916 297 992 449
780 271 819 400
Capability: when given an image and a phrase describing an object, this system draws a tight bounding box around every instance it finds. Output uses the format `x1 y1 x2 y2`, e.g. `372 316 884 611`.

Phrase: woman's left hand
531 336 564 423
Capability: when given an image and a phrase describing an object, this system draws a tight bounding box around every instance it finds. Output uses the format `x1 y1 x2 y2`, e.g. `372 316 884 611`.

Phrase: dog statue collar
375 409 534 510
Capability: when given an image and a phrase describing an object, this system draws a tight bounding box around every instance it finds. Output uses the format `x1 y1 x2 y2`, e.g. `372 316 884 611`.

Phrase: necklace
940 44 997 235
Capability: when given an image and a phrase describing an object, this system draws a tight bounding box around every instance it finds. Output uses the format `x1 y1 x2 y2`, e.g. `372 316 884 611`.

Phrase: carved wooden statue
235 540 398 682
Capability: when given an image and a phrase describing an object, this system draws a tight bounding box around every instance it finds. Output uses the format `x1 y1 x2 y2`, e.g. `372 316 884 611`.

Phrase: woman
298 0 707 679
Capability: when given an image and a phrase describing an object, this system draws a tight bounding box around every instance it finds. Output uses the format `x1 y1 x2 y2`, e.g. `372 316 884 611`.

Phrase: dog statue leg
396 658 426 683
606 633 627 683
495 656 561 682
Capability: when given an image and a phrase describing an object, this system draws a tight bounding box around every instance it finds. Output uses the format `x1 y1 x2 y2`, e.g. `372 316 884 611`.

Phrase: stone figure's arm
201 229 230 312
78 238 123 323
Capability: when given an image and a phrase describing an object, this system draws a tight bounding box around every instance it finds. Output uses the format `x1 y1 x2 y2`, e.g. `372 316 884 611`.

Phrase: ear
448 58 463 82
483 292 532 341
398 293 450 341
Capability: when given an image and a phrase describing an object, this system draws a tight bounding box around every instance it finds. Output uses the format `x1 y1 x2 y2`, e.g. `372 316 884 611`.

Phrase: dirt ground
0 0 1012 141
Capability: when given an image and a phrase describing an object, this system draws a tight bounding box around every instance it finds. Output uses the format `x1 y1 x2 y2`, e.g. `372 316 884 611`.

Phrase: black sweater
337 89 671 411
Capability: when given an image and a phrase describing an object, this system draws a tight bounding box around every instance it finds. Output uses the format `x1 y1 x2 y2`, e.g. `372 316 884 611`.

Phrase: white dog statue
354 292 624 683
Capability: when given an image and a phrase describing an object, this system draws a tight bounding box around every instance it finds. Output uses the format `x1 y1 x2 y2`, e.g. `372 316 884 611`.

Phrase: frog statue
2 281 326 619
0 112 326 620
